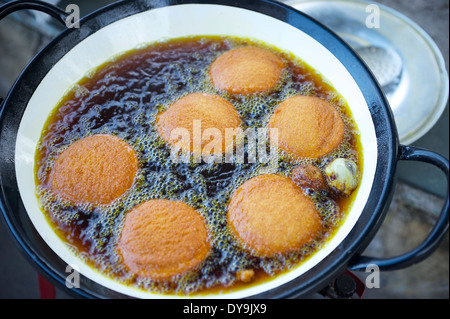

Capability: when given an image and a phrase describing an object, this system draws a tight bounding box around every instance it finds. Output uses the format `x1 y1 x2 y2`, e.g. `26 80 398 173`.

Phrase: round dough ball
156 93 241 156
227 174 322 257
268 95 345 158
50 134 138 206
210 47 284 95
118 199 210 280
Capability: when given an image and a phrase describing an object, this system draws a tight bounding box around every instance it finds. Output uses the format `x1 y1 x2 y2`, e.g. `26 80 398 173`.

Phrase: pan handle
349 144 449 271
0 1 69 109
0 0 68 25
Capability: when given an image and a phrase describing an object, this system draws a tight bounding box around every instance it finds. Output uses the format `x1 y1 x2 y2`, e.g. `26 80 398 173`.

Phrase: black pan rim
0 0 398 299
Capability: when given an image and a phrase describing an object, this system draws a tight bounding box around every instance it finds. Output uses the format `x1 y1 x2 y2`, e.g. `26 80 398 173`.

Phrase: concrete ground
0 0 448 299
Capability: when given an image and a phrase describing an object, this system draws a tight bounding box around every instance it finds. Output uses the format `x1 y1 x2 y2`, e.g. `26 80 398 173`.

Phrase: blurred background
0 0 448 298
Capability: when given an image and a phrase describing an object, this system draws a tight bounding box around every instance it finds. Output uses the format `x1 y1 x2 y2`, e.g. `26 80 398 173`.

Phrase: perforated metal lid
284 0 449 144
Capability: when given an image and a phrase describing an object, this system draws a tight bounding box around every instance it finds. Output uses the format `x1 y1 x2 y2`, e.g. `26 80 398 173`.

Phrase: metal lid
283 0 449 144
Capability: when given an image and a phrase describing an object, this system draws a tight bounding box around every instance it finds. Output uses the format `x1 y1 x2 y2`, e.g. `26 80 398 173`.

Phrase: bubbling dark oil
35 36 363 295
